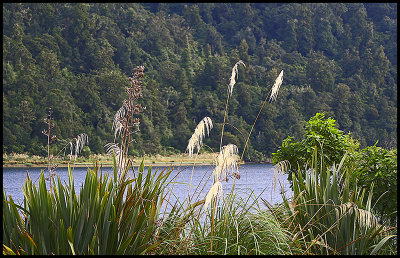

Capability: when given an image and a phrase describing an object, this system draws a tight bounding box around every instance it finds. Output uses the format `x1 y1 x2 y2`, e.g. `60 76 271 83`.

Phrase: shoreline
3 152 252 168
2 161 272 168
3 152 271 168
2 161 219 168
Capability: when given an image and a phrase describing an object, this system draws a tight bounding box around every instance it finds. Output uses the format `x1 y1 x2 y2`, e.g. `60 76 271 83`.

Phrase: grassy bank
2 152 221 167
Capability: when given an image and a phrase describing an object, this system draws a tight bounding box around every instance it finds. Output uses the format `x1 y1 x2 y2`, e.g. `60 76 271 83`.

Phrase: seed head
269 70 284 102
228 60 246 97
187 117 213 157
204 181 223 210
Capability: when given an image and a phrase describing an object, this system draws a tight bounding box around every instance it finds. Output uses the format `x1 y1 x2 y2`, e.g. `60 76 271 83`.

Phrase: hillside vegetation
3 3 397 160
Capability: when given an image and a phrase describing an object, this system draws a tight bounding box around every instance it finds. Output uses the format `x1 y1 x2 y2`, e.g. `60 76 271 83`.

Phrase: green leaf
67 226 76 255
370 235 396 255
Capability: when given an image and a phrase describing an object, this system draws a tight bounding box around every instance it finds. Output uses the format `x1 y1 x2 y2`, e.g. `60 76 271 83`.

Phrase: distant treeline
3 3 397 160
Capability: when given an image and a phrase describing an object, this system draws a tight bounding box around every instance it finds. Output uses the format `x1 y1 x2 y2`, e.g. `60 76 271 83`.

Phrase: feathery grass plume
213 144 239 181
104 142 126 175
237 69 284 169
104 143 123 165
268 70 284 102
104 142 122 156
112 103 127 141
219 60 245 151
187 117 213 157
68 133 89 161
228 60 246 97
204 181 223 210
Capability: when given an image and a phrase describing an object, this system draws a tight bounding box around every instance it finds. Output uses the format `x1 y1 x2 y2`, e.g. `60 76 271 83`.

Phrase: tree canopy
3 3 397 159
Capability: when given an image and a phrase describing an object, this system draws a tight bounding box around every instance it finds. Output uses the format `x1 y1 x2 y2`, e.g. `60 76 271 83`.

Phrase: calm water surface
3 164 293 211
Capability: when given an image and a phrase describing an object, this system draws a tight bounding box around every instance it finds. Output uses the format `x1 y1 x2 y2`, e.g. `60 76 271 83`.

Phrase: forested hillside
3 3 397 161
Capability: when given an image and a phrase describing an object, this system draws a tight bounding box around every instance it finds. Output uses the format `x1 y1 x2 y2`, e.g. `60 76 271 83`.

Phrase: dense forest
3 3 397 161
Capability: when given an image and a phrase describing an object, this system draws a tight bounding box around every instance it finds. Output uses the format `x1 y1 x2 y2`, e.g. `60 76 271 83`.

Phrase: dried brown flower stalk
41 108 56 189
106 66 146 179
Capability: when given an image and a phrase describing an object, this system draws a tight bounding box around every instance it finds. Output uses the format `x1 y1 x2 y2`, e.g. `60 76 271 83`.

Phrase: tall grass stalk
219 60 245 151
187 63 284 253
107 66 145 180
41 108 56 189
222 69 285 239
206 60 244 252
224 69 284 202
239 69 284 166
186 117 213 202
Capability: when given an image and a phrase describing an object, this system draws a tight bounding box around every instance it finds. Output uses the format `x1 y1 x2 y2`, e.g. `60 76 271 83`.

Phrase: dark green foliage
273 113 360 183
350 144 397 226
2 3 397 159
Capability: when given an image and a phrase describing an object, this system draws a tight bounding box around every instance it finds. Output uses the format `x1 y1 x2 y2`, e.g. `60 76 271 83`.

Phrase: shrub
81 146 91 158
273 112 359 185
350 144 397 226
279 147 396 255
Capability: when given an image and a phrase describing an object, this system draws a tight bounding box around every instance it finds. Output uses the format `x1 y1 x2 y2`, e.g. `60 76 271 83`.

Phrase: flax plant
279 146 396 255
3 153 174 255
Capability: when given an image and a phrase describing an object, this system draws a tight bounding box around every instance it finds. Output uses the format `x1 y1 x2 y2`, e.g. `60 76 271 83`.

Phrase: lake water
3 163 293 212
